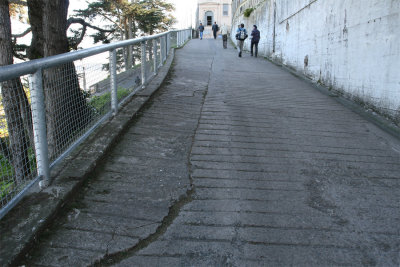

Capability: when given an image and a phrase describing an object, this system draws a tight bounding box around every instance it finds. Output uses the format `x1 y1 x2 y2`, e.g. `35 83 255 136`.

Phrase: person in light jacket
220 24 229 48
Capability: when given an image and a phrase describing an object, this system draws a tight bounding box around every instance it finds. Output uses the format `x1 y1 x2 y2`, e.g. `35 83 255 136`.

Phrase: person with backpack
251 25 260 57
198 23 205 40
235 23 248 57
212 22 219 39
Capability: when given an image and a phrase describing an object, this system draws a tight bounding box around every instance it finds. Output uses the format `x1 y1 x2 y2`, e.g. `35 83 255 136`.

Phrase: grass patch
89 87 130 114
0 180 13 200
0 147 37 200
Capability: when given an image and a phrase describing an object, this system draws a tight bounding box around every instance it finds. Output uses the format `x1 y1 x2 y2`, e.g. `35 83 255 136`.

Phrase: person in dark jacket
251 25 260 57
212 22 219 39
198 23 205 40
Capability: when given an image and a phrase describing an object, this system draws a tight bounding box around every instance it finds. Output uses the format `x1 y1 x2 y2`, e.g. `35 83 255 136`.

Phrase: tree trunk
34 0 91 159
127 17 133 69
9 0 35 148
0 0 31 184
27 0 44 59
120 25 128 71
148 30 154 61
131 21 137 66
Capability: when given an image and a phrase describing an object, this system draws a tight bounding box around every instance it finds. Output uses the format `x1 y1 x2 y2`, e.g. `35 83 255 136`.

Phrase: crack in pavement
90 50 216 267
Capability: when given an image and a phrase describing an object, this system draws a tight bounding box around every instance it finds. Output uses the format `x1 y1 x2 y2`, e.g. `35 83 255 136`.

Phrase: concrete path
23 39 400 266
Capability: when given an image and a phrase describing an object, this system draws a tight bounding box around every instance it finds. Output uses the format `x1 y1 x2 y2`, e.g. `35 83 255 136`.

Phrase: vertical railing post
160 36 164 66
109 49 118 115
29 69 50 188
164 35 168 60
169 33 171 52
82 66 87 92
153 38 158 74
169 33 171 53
141 40 147 86
166 33 170 56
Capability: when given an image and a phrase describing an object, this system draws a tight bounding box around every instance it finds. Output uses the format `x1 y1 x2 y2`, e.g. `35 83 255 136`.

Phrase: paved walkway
23 39 400 266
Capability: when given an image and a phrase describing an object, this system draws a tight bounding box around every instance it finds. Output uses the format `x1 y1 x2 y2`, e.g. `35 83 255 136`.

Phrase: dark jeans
222 34 227 48
251 40 259 56
213 31 217 39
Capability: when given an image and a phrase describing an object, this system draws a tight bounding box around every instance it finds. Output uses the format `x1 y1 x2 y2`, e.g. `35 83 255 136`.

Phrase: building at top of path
198 0 232 28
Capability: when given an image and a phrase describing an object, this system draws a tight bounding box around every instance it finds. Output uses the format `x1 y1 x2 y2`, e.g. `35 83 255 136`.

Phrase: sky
164 0 198 28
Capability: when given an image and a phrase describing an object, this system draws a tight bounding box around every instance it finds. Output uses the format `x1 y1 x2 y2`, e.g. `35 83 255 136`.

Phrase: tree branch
96 13 124 31
67 17 114 33
69 25 87 49
12 27 31 38
75 26 87 47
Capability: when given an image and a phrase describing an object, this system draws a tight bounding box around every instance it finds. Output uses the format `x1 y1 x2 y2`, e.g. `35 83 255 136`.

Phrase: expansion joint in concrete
91 188 196 266
90 53 214 267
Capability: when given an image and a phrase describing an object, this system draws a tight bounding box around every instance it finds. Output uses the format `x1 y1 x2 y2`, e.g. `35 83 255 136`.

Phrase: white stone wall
231 0 400 122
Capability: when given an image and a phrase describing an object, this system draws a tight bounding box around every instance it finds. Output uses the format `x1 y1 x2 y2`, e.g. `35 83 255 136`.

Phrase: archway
205 11 213 26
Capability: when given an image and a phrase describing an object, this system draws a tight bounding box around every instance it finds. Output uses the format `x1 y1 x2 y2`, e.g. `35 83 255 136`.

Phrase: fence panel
0 29 191 219
0 76 37 210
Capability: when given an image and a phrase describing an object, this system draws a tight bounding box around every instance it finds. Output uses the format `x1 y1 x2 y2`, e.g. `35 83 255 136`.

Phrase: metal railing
0 28 192 220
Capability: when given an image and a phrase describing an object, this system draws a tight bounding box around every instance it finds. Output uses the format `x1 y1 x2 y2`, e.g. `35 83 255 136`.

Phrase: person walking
251 25 260 57
235 23 248 57
212 22 219 39
198 23 205 40
220 24 228 48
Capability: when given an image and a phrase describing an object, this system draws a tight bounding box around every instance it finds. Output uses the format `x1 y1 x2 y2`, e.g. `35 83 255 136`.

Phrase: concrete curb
0 49 176 266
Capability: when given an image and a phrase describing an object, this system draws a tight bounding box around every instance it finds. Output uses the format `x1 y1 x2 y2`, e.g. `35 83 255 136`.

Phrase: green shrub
244 7 254 17
0 180 13 199
0 147 36 199
0 154 13 178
